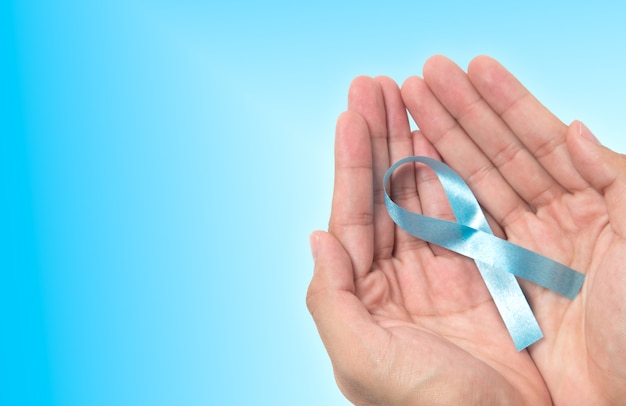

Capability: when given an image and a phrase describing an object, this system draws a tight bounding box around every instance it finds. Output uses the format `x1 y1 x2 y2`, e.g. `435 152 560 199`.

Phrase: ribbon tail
475 261 543 350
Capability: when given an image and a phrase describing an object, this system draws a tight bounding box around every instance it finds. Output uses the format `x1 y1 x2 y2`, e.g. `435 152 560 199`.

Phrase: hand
401 55 626 405
307 76 552 405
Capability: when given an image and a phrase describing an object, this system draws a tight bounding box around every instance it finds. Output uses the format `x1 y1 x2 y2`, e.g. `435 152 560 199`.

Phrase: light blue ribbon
384 156 584 350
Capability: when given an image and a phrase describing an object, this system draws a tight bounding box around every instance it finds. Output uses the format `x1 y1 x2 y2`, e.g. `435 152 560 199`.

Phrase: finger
329 111 374 278
410 130 459 258
306 231 388 388
411 131 451 222
568 121 626 237
375 76 423 254
401 75 530 228
467 55 588 192
423 55 566 210
412 130 508 241
347 76 395 264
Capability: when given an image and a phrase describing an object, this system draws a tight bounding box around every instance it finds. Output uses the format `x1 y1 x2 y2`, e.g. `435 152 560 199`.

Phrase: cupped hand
401 55 626 405
307 76 552 405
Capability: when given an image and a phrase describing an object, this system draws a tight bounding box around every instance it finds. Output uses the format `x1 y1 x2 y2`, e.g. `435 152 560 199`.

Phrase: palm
358 251 549 404
510 187 625 404
400 55 626 404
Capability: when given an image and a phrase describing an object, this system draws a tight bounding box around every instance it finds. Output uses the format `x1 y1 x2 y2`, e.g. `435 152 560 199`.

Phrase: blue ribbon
384 156 584 350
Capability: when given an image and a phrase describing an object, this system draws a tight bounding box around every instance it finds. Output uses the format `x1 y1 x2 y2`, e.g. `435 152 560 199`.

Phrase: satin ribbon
384 156 584 350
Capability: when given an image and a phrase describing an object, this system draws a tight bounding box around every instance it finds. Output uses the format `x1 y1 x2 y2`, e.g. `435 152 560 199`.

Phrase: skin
306 56 626 405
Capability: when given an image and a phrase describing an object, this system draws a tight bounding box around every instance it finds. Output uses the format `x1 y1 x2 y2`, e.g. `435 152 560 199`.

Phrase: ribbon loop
384 156 584 350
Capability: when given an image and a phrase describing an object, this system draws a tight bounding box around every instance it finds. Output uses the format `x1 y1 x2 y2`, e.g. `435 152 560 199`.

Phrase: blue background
2 1 625 405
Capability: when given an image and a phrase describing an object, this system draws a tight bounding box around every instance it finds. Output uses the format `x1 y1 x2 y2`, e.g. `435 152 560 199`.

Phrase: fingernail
579 121 601 145
309 232 320 262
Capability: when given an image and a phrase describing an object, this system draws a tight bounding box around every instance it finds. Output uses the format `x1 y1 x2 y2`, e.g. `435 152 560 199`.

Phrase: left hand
401 55 626 405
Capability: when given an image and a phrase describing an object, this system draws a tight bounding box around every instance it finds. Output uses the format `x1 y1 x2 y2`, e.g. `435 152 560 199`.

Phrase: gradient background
2 1 625 405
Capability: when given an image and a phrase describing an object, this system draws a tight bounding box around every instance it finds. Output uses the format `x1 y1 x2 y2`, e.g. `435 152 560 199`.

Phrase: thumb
306 231 385 384
307 230 357 297
567 120 626 237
